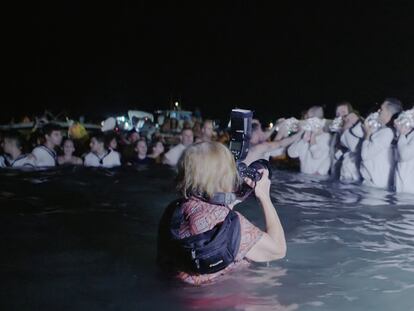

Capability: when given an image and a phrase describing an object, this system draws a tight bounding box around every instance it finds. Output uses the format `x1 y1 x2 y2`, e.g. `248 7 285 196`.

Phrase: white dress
395 130 414 194
287 132 331 175
32 145 57 167
360 127 394 189
84 149 121 168
339 122 364 182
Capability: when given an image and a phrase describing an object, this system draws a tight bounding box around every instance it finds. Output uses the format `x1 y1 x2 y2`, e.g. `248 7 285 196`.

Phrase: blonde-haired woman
157 142 286 285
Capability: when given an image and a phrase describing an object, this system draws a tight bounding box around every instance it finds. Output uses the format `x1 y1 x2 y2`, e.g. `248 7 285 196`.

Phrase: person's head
335 101 353 117
105 132 118 150
176 142 240 199
306 106 324 119
2 131 24 155
201 120 214 141
89 133 106 154
42 123 62 147
128 131 140 144
62 138 76 157
343 112 360 129
151 140 165 156
378 98 403 126
181 128 194 146
135 139 148 157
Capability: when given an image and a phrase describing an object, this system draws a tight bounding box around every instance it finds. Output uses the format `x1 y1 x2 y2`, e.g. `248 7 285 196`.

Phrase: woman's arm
245 170 287 262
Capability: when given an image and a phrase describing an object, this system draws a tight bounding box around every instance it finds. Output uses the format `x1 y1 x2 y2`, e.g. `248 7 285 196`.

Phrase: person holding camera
157 142 286 285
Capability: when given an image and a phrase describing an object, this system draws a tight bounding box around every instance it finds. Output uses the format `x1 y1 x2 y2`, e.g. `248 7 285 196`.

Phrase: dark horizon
4 2 414 124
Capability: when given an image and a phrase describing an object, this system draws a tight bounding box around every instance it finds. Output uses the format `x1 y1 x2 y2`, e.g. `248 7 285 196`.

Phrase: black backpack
165 199 242 274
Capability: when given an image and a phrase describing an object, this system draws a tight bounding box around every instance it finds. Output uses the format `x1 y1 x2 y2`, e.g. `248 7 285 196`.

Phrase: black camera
229 109 272 198
229 109 253 161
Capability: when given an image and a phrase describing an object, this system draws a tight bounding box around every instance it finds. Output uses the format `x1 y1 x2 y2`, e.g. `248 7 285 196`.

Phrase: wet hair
4 131 24 149
42 123 62 137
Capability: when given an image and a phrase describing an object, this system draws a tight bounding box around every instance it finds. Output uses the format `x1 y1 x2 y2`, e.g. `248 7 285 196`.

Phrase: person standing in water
128 139 152 165
84 133 121 168
394 107 414 194
157 142 286 285
163 128 194 166
0 131 35 168
360 98 402 189
57 138 83 166
32 123 63 167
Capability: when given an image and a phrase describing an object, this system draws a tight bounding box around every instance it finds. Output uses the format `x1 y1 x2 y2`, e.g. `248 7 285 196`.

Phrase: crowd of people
1 98 413 194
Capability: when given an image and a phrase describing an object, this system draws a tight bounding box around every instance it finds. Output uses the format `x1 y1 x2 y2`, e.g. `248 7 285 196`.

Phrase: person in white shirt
0 131 35 168
163 128 194 166
287 127 331 175
287 106 331 175
360 98 402 189
394 109 414 194
329 102 354 178
339 112 364 182
84 133 121 168
32 123 62 167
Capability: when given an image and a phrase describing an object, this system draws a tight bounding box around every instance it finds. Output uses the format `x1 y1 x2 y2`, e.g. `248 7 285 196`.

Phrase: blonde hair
176 142 240 199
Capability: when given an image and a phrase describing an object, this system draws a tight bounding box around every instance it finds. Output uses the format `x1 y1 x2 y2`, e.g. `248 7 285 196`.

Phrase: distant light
175 102 179 107
269 122 273 128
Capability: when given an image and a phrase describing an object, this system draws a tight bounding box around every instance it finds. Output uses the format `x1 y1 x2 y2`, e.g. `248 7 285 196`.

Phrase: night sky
5 2 414 124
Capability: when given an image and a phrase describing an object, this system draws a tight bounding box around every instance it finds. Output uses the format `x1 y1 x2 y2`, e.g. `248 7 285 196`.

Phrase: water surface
1 166 413 311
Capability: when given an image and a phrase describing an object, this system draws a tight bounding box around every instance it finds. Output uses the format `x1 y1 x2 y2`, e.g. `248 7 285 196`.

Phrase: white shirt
0 154 36 168
84 149 121 168
163 143 186 166
287 132 331 175
360 127 394 189
339 122 363 182
395 130 414 194
32 145 57 167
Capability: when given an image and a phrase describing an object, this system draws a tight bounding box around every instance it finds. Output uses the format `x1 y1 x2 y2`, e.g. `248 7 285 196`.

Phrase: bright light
101 121 105 127
175 102 179 107
269 122 273 128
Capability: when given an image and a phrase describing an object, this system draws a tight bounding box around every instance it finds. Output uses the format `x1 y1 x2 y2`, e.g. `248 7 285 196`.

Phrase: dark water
1 166 413 311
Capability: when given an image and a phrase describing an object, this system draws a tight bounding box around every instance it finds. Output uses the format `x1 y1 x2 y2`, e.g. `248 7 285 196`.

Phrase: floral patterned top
175 197 263 285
